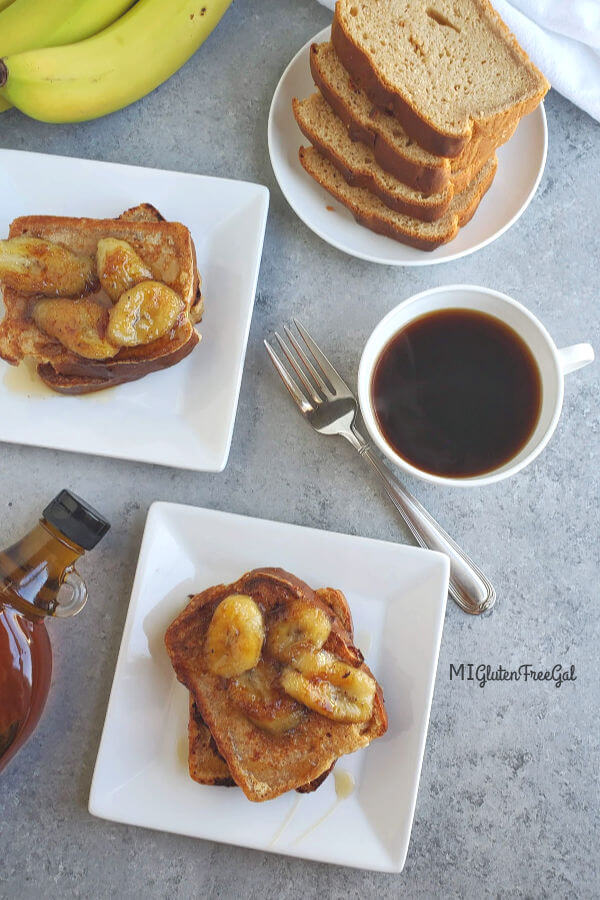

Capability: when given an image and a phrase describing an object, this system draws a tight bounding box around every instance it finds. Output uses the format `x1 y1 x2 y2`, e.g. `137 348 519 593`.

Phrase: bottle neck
0 519 84 619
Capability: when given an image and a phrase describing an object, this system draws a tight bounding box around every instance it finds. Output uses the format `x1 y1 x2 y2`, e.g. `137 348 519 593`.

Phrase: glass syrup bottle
0 490 109 774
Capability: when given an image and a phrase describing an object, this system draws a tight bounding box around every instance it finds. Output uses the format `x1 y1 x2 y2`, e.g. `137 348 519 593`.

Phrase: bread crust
293 96 454 222
37 327 199 394
299 146 497 250
311 44 450 193
331 2 549 158
310 42 497 194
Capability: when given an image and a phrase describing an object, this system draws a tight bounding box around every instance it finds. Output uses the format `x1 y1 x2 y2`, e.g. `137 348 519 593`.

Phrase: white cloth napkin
315 0 600 122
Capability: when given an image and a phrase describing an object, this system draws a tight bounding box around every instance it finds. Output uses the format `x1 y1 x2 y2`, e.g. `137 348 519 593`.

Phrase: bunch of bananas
0 0 234 122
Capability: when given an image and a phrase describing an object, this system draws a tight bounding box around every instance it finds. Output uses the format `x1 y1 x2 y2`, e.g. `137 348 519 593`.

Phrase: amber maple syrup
2 357 54 398
0 603 52 766
0 491 109 773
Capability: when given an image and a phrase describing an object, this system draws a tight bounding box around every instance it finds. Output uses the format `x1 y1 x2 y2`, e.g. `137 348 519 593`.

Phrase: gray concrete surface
0 1 598 897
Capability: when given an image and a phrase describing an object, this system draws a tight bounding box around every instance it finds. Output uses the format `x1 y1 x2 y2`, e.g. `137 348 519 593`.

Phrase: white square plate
89 502 449 872
0 150 269 471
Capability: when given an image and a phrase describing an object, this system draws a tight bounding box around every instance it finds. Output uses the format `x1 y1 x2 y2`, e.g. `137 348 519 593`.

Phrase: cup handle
557 343 595 375
53 569 88 618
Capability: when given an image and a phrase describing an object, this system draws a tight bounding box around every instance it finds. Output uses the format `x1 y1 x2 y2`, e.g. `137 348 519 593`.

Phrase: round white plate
268 26 548 267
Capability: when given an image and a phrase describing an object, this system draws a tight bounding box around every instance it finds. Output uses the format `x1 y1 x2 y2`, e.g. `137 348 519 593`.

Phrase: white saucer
268 26 547 267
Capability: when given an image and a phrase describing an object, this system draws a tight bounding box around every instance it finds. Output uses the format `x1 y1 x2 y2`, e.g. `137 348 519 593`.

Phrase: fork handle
345 431 495 615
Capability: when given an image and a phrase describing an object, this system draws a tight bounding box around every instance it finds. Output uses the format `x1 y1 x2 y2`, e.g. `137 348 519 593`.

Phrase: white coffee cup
358 285 594 487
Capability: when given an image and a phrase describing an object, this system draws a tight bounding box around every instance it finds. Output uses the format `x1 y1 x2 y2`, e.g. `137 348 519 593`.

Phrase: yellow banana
0 237 97 296
0 0 136 112
204 594 265 678
266 601 332 664
96 238 152 302
281 650 376 723
0 0 15 10
0 0 235 123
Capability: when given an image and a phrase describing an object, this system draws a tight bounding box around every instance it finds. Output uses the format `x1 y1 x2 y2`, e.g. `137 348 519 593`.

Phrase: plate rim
89 500 450 872
268 25 548 267
0 149 270 472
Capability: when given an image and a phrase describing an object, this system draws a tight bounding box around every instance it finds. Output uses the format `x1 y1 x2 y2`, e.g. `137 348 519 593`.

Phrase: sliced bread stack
293 0 549 251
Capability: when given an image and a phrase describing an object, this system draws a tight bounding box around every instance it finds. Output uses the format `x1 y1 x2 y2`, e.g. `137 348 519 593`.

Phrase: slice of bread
310 41 505 193
187 585 354 792
299 145 497 250
188 698 236 786
0 205 201 393
332 0 549 157
294 93 454 221
165 568 387 802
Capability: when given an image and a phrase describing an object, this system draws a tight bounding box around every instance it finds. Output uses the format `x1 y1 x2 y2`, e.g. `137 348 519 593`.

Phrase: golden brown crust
292 97 453 222
310 44 451 193
299 146 497 250
37 328 199 393
189 697 236 786
118 203 166 223
310 42 497 195
165 568 387 802
331 2 549 158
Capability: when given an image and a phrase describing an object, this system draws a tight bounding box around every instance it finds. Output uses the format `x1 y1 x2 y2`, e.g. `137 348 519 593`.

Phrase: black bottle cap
43 490 110 550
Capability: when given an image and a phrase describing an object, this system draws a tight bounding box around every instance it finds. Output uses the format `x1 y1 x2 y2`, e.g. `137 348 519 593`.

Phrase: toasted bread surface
299 146 497 250
189 698 236 786
0 205 201 392
165 568 387 802
332 0 549 156
187 585 354 791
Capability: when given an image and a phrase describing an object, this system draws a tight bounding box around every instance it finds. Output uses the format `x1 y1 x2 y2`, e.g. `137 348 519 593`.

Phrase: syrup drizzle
292 770 356 845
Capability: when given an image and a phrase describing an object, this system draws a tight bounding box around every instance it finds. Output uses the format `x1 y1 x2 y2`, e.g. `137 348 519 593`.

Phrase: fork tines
264 319 346 412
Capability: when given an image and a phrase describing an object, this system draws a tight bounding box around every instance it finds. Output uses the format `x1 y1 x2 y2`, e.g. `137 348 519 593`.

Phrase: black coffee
371 309 542 478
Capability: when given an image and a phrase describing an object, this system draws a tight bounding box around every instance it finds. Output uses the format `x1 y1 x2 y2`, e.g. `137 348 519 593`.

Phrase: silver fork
265 319 495 615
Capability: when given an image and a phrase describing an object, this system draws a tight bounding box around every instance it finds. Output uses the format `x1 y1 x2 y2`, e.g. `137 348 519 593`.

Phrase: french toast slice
187 585 355 792
188 695 334 791
0 204 202 394
165 568 387 802
118 203 203 323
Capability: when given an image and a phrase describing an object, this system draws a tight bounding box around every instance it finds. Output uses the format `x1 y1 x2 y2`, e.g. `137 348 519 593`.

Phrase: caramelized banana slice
229 659 305 735
106 280 184 347
204 594 264 678
33 299 118 360
280 650 376 724
266 601 331 664
96 238 153 302
0 237 97 296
